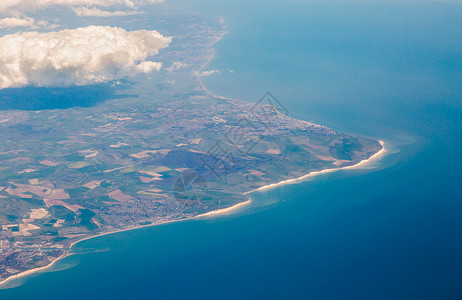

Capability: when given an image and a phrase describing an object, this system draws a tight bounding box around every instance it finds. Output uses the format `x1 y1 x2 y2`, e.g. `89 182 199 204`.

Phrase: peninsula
0 10 383 286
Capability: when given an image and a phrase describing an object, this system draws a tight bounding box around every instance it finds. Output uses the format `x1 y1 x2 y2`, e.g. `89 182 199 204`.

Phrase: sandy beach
197 199 252 217
244 140 386 195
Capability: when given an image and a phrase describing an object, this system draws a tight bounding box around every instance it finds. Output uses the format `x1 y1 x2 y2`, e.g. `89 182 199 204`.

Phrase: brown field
190 138 202 144
249 169 265 176
43 199 83 212
40 160 59 167
265 148 281 155
130 150 158 159
333 160 352 166
316 155 336 161
83 180 101 190
107 189 134 202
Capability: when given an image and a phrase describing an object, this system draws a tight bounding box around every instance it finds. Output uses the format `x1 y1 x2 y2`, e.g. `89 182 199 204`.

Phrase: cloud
136 61 163 73
0 1 164 24
0 16 35 29
195 70 220 77
72 7 138 17
1 1 131 13
0 0 164 14
167 62 187 72
0 16 56 29
0 25 171 89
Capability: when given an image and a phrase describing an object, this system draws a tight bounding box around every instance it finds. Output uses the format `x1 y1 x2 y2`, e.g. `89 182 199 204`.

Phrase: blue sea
2 0 462 299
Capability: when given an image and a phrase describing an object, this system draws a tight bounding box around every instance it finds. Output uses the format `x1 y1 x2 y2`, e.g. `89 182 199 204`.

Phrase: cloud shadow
0 85 132 111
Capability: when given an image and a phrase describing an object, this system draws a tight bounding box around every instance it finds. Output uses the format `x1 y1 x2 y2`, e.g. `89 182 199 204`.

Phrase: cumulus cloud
0 25 171 89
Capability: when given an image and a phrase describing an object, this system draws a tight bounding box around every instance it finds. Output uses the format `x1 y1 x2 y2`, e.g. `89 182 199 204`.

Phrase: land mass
0 10 383 285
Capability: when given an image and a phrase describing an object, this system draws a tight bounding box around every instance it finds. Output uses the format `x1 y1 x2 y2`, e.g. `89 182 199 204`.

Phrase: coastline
0 198 253 289
0 141 386 289
244 140 386 195
196 199 252 217
195 31 242 102
0 26 387 289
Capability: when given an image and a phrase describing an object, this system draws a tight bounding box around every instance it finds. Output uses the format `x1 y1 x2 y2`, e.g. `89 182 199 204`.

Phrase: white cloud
0 16 56 30
136 61 163 73
0 25 171 89
195 70 220 77
0 0 164 13
0 0 164 22
72 7 138 17
1 1 133 13
167 62 187 72
0 16 35 29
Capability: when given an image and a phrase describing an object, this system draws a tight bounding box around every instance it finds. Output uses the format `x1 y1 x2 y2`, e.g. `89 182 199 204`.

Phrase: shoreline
196 30 388 196
195 31 242 103
244 140 386 195
0 27 387 289
0 141 386 289
0 198 253 289
196 199 252 217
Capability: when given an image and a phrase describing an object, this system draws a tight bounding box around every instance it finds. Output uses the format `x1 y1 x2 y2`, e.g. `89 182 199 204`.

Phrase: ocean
2 0 462 299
